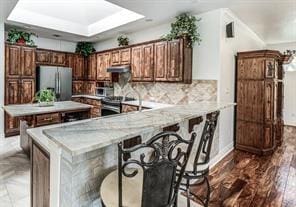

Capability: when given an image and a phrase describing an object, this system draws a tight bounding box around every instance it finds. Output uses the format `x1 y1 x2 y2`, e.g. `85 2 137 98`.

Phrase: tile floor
0 136 30 207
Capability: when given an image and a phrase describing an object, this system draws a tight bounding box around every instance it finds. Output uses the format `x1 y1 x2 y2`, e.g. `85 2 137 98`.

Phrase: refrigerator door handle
55 71 59 94
58 71 61 94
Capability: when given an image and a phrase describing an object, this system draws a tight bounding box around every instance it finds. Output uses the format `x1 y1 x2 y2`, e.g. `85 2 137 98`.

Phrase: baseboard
209 142 234 169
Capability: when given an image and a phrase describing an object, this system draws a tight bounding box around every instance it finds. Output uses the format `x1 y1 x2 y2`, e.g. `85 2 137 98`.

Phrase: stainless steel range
101 96 135 116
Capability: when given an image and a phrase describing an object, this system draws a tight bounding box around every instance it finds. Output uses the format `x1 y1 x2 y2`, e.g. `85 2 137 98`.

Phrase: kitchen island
27 101 234 207
2 101 93 156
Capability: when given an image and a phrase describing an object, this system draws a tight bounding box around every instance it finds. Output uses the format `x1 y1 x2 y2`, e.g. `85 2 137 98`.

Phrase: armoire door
21 47 36 78
20 79 35 104
5 44 21 78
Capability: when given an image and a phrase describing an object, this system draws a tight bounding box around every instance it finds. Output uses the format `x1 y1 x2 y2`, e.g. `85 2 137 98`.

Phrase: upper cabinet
96 52 111 81
67 53 85 80
111 48 131 66
86 54 97 80
36 49 66 66
131 44 154 81
154 38 191 83
5 44 36 79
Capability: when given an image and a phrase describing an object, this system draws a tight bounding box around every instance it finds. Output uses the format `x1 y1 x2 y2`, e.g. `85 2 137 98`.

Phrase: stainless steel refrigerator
37 66 72 101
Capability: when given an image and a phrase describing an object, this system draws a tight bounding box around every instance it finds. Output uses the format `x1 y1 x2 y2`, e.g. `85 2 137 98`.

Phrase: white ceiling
1 0 296 44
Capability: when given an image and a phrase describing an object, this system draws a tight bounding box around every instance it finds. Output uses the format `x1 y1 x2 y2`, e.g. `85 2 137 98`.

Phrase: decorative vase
17 38 26 45
38 101 54 107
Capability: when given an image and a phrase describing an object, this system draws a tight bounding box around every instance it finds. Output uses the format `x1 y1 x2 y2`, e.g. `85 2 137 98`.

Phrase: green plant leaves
117 35 129 46
75 42 96 57
163 13 201 47
7 28 37 46
35 89 56 102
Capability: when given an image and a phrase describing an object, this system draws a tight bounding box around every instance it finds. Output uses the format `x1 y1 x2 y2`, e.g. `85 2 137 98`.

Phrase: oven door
101 105 120 116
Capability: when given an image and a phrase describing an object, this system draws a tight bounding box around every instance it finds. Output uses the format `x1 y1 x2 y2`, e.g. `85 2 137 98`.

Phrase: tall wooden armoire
235 50 284 155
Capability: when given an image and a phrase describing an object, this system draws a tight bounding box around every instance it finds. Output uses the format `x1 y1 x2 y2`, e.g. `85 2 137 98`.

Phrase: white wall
0 22 4 138
218 9 265 155
267 42 296 126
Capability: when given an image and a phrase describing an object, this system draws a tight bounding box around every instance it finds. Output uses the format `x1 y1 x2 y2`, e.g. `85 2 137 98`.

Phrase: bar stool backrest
192 111 220 174
118 131 196 207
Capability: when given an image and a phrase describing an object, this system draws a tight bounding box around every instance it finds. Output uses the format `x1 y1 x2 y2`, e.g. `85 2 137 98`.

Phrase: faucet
123 89 143 112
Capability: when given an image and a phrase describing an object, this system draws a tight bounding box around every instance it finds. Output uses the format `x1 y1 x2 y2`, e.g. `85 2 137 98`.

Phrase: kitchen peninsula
26 101 234 207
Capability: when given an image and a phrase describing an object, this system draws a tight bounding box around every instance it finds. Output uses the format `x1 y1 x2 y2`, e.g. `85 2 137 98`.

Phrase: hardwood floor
189 126 296 207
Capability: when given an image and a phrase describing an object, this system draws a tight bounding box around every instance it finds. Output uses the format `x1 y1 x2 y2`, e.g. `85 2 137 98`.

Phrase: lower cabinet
31 140 50 207
4 112 20 137
72 97 101 117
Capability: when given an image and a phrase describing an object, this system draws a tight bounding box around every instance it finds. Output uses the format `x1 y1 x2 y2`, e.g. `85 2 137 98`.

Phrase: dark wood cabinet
36 49 66 66
51 51 66 66
21 47 36 78
236 50 284 155
68 53 85 80
5 79 20 105
167 39 183 81
84 81 96 95
111 48 131 65
86 54 97 80
35 49 51 65
72 81 84 95
154 41 168 81
131 44 154 81
20 79 35 104
31 141 50 207
5 44 21 78
96 52 111 81
154 39 191 82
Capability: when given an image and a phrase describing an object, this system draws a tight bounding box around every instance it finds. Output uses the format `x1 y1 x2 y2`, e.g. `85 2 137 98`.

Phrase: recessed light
53 34 61 37
145 18 153 22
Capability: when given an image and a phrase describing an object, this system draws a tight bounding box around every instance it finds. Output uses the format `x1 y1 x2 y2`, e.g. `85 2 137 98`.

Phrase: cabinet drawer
35 113 61 127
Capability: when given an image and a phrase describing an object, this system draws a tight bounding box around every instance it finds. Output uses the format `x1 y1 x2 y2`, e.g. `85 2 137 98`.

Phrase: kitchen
0 0 295 207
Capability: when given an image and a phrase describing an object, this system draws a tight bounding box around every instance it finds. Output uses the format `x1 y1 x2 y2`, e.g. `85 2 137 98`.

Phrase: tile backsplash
114 80 217 104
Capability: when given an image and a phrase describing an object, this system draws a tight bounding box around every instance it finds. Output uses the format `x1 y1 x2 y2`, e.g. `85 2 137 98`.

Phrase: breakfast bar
26 102 234 207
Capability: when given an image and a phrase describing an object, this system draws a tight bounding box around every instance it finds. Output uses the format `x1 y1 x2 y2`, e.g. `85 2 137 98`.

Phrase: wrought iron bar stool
100 131 196 207
180 111 220 207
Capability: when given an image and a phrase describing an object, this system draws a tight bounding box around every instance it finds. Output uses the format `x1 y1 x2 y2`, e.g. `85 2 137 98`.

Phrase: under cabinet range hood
107 65 130 73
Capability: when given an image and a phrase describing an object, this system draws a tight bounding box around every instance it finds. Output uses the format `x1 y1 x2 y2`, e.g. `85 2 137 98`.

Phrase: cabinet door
51 52 66 66
72 81 84 95
154 41 167 81
5 79 20 105
87 54 97 80
131 46 142 81
97 53 111 81
74 55 85 80
21 47 36 78
111 50 120 65
36 50 51 65
84 81 96 95
32 142 50 207
265 81 274 123
5 112 20 137
20 79 35 104
120 48 131 65
167 39 183 82
237 58 265 80
5 44 21 78
142 44 154 81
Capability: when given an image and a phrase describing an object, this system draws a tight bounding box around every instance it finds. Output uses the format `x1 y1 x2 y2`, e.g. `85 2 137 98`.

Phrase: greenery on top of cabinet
7 28 37 46
164 13 201 47
75 42 96 57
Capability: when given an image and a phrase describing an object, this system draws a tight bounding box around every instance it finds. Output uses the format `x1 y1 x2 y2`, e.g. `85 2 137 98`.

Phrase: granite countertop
72 94 104 100
122 100 173 109
27 102 235 156
2 101 93 117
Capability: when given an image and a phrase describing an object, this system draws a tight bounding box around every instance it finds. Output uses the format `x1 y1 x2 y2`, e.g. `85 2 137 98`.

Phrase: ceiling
1 0 296 44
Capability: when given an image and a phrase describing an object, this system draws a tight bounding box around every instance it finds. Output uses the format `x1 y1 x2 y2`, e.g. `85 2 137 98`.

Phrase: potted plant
163 13 201 47
35 89 56 107
117 35 129 46
75 42 96 57
7 28 37 46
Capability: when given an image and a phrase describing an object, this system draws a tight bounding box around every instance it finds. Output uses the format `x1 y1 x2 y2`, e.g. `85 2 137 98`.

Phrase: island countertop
2 101 93 117
27 102 235 156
